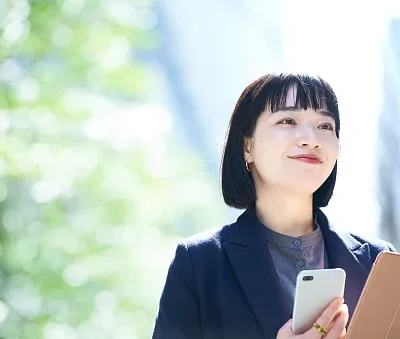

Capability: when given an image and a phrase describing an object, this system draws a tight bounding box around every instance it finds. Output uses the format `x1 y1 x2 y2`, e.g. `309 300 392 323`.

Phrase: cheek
321 135 339 157
252 133 287 159
252 138 286 177
323 144 339 173
327 142 339 161
254 127 294 145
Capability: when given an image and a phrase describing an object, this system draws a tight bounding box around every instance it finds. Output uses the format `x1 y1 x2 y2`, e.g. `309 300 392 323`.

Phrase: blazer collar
222 205 370 338
222 206 289 338
316 208 371 319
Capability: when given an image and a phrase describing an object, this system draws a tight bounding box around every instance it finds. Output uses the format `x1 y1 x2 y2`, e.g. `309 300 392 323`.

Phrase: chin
282 178 324 196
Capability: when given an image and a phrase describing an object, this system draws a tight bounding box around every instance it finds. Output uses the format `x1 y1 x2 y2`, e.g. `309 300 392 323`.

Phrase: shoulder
178 223 232 253
167 224 233 278
334 229 396 261
348 233 396 252
336 229 395 251
164 226 229 281
347 232 397 260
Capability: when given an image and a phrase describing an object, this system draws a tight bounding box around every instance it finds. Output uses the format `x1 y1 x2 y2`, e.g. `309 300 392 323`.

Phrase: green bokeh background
0 1 224 338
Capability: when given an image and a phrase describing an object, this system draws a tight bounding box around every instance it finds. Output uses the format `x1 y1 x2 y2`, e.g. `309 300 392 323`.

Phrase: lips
288 154 323 164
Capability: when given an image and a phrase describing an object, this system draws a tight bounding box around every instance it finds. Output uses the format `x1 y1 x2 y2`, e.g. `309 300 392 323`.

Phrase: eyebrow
271 106 335 119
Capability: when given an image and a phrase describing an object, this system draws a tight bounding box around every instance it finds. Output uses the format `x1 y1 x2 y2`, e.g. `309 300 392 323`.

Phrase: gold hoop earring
245 161 251 172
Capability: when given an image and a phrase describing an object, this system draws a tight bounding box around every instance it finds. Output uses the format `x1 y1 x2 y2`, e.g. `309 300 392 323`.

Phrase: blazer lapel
222 207 290 338
317 209 371 319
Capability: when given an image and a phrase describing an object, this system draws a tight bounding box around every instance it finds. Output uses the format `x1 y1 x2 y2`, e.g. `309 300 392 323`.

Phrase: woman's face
244 86 339 195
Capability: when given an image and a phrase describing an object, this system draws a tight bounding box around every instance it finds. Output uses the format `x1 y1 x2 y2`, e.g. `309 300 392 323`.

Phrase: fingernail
338 297 344 304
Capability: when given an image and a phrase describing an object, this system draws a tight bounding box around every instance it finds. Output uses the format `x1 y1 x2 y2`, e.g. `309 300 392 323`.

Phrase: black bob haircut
221 73 340 209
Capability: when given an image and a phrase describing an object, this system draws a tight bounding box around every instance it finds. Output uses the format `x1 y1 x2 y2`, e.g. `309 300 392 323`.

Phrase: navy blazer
152 207 395 339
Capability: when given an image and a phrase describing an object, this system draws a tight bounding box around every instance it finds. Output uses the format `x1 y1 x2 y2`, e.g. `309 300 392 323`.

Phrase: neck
255 188 315 237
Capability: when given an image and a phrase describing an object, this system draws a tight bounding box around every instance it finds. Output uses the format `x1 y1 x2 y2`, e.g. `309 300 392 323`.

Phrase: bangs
253 74 338 116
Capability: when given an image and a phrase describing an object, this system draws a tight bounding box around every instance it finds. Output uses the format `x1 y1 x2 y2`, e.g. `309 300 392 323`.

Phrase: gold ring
313 323 328 337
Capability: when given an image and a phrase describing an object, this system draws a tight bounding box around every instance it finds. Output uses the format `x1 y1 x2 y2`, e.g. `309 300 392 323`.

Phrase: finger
328 304 348 331
342 304 349 328
281 318 292 331
276 319 295 338
339 328 347 339
319 297 344 328
305 297 344 338
334 327 346 339
325 304 349 339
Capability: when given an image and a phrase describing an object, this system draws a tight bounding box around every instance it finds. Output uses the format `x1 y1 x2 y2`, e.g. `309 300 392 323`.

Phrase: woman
152 73 395 339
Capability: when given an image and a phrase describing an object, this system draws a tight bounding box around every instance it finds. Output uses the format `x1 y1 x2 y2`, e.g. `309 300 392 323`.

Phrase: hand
277 297 349 339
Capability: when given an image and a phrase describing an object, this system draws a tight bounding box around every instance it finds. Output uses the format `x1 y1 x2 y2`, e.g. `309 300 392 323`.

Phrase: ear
337 141 341 159
243 137 253 163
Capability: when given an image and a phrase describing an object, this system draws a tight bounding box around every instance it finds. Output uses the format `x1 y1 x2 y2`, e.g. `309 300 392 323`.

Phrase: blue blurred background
1 0 400 338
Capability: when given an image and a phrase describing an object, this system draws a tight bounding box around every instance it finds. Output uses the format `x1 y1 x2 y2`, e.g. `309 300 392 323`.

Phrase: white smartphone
292 268 346 335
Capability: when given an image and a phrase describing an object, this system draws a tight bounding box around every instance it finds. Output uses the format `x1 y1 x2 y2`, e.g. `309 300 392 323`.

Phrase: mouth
288 154 323 164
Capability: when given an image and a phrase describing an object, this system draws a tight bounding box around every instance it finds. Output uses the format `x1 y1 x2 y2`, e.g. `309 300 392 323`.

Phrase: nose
296 127 322 149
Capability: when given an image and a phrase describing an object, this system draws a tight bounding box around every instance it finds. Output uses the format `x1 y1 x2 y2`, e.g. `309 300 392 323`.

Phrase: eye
318 123 334 131
278 118 296 125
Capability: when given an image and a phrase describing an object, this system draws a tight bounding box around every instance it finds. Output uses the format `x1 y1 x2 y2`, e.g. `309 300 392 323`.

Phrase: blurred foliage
0 0 223 338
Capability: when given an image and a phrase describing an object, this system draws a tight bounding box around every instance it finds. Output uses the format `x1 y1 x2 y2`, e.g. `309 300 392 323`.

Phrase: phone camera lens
303 276 314 281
